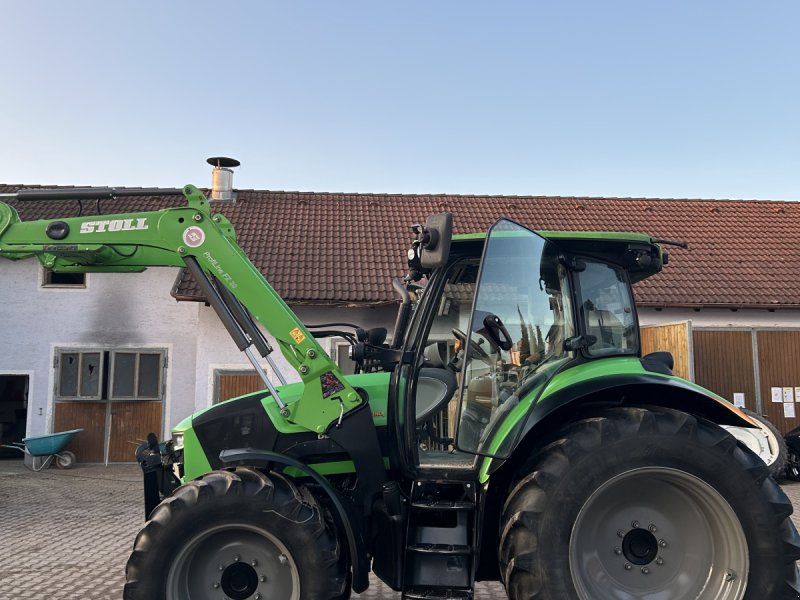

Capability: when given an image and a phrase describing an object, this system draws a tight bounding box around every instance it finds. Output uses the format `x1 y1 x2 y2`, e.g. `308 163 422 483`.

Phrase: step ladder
401 480 477 599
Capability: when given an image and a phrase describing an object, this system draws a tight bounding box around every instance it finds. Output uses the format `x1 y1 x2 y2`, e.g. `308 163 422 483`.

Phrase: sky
1 1 798 200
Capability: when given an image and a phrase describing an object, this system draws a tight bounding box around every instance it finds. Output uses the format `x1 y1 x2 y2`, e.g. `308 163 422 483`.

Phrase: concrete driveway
1 460 798 599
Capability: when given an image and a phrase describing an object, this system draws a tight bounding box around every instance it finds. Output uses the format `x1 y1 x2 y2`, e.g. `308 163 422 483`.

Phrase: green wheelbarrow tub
21 428 83 457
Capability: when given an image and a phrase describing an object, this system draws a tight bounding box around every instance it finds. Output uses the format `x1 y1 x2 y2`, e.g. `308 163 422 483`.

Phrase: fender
483 371 756 479
219 448 371 594
528 372 754 435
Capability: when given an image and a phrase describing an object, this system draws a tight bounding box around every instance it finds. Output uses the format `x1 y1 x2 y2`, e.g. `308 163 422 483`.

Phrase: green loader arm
0 185 361 435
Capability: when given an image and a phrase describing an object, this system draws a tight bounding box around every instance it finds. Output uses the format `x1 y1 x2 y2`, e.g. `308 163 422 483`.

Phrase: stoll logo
79 218 149 234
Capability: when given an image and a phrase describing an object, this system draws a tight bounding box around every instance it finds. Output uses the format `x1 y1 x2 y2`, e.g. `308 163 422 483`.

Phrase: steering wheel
452 328 491 361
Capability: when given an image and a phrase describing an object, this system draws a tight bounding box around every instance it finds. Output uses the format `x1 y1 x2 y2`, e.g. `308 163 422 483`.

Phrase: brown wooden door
107 401 163 462
756 330 800 434
693 330 757 410
53 401 106 462
217 372 264 403
640 321 693 381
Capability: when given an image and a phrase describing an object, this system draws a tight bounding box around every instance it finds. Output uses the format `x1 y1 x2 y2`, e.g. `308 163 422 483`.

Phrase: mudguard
219 448 371 594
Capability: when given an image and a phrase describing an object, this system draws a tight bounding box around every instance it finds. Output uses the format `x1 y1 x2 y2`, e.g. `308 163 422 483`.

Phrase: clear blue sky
1 1 798 200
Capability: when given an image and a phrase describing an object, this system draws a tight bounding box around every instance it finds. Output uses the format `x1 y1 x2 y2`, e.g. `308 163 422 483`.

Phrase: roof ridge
2 183 797 203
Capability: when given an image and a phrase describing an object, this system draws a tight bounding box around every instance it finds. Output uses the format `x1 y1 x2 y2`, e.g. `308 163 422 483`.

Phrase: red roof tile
3 184 798 308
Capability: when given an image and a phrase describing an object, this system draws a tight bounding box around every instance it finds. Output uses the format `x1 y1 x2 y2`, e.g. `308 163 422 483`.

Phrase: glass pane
79 353 101 397
336 345 357 375
457 221 573 457
112 353 136 397
59 353 79 397
577 262 638 357
137 353 161 398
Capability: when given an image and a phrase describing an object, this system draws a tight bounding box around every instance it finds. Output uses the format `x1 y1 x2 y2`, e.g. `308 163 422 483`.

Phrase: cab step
401 480 478 597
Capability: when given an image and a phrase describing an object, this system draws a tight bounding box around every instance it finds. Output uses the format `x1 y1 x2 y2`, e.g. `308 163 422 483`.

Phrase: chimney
206 156 240 203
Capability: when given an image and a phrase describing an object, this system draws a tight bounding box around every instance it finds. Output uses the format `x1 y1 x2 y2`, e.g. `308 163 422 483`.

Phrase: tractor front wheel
124 467 348 600
499 407 800 600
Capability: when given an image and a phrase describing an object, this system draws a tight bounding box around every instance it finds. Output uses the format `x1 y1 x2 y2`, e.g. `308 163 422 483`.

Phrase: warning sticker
290 327 306 344
321 371 345 398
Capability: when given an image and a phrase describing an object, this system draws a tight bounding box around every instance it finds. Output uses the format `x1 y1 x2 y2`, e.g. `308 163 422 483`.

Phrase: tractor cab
394 217 664 473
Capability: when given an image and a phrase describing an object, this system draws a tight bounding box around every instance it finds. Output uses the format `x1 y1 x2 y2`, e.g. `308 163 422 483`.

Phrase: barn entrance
51 348 166 463
0 375 29 458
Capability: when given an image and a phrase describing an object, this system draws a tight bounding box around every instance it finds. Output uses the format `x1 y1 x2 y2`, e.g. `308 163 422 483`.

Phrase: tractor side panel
477 358 755 482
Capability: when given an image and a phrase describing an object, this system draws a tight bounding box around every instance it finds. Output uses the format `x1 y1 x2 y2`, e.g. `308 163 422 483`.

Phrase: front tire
124 467 348 600
499 407 800 600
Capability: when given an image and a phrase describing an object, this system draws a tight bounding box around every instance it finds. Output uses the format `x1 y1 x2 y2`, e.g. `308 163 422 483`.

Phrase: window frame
54 347 167 402
55 350 105 401
573 259 640 358
40 267 87 289
109 350 166 401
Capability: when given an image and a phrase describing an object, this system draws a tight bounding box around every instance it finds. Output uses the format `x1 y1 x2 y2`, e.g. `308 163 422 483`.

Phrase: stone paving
1 459 799 599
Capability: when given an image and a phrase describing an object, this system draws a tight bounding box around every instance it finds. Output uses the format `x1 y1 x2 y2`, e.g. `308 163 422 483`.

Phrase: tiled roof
3 184 799 308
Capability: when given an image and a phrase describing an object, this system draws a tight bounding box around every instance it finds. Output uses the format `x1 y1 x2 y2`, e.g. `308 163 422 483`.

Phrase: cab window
576 261 638 357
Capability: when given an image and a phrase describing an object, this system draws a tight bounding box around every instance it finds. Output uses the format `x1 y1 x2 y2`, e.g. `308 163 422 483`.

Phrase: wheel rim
723 425 775 467
167 523 300 600
56 452 74 469
570 467 749 600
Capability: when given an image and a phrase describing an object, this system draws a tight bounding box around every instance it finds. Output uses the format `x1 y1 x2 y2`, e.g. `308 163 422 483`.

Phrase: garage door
756 331 800 434
692 330 757 411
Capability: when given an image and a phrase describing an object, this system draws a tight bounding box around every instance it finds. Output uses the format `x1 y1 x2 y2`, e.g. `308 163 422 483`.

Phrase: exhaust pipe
206 156 240 202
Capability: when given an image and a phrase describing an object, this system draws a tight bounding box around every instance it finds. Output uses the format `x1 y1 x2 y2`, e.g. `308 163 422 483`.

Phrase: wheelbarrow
1 428 83 471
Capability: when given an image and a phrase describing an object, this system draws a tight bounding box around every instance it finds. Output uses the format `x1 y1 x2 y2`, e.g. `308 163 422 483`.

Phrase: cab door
402 219 574 471
454 219 574 458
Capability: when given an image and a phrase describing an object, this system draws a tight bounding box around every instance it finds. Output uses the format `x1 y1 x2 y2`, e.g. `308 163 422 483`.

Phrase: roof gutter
638 302 800 310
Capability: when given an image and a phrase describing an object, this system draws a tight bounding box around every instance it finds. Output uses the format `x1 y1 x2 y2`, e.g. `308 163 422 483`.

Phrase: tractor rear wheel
124 467 349 600
499 407 800 600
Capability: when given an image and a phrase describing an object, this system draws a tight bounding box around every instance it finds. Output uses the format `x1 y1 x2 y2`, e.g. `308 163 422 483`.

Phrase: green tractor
1 181 799 600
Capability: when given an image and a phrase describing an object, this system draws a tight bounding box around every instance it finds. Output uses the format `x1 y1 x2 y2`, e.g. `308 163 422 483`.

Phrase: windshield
456 221 574 456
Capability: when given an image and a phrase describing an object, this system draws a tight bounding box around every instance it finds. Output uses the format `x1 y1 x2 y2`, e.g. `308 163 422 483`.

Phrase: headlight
172 432 185 451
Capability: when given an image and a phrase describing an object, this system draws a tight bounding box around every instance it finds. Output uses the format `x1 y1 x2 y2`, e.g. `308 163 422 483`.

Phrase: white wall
0 261 199 438
0 256 402 440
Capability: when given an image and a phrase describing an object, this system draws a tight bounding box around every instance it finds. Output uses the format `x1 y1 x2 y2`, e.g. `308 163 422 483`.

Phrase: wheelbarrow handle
0 443 26 453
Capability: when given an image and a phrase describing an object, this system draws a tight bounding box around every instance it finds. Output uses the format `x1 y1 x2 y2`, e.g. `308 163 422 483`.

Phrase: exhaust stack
206 156 240 203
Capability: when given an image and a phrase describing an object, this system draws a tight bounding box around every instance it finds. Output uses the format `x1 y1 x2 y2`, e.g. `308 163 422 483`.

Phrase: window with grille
56 349 165 401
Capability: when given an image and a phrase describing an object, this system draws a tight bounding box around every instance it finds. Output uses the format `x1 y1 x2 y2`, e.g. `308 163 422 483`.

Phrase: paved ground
1 459 799 600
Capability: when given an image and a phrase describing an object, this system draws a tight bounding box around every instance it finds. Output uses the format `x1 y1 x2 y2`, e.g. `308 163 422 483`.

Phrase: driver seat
415 368 458 425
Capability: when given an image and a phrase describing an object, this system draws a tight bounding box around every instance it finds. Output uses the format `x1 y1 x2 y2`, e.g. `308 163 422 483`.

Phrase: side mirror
420 213 452 269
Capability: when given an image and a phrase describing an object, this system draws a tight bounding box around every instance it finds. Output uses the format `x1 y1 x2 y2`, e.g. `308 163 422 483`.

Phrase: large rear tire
124 467 349 600
499 407 800 600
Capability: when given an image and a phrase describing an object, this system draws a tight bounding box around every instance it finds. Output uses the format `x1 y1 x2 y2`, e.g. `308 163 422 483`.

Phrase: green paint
171 371 392 481
181 426 211 482
477 358 735 482
282 456 391 479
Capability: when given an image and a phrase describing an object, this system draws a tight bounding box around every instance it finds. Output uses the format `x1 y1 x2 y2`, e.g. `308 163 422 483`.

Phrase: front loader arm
0 185 363 435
